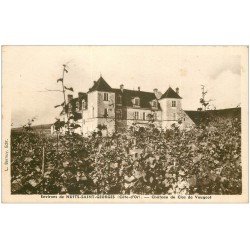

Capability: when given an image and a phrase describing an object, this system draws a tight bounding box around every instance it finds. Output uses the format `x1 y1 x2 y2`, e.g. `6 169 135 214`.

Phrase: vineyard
11 116 241 195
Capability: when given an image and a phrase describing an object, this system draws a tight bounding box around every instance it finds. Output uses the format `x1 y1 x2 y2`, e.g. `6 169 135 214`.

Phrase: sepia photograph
1 1 250 250
1 45 248 203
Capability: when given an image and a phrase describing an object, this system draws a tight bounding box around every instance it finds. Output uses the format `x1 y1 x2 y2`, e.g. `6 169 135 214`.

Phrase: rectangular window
134 111 139 120
82 101 86 110
104 108 108 117
104 93 109 101
172 100 176 107
68 104 72 113
117 95 122 104
152 100 157 108
116 110 122 119
143 112 146 120
76 101 79 111
134 98 140 106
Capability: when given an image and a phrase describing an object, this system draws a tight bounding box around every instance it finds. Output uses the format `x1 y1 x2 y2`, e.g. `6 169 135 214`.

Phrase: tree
23 117 36 132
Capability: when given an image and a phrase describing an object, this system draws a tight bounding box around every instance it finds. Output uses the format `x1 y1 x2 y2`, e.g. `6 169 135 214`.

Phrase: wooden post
42 146 45 176
61 64 70 133
56 132 59 168
41 146 45 194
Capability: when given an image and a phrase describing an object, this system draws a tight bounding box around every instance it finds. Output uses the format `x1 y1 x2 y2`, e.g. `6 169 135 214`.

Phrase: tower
86 76 116 134
158 87 182 129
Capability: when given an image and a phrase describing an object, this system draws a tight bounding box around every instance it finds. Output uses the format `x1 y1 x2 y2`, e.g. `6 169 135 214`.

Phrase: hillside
12 123 52 132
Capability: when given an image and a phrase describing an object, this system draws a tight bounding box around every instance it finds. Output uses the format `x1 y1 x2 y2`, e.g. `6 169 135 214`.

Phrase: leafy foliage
11 117 241 195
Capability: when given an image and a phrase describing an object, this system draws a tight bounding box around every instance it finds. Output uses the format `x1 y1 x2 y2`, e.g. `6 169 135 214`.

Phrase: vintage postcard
1 46 248 203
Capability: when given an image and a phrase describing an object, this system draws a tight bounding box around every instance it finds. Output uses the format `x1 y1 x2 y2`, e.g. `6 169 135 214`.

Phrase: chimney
176 87 179 95
67 94 73 103
153 88 158 98
120 84 124 92
138 86 140 91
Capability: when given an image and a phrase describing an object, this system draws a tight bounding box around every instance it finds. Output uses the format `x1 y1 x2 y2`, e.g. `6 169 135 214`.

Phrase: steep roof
78 92 87 101
88 76 113 92
160 87 182 99
113 88 160 109
184 108 241 125
184 110 207 125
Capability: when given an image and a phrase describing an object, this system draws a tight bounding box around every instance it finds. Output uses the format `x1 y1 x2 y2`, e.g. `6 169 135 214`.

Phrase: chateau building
53 76 195 136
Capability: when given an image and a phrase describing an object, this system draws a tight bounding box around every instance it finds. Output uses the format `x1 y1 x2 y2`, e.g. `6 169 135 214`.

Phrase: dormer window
82 100 86 110
134 97 140 106
117 95 122 104
104 93 109 101
172 100 176 107
152 100 157 108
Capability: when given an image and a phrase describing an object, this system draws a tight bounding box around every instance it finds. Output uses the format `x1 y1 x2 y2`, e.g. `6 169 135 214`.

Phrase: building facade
52 76 194 136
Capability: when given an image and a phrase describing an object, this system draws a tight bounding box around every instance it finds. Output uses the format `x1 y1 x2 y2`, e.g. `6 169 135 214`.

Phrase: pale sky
2 46 243 127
